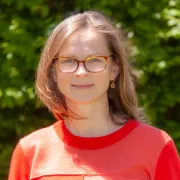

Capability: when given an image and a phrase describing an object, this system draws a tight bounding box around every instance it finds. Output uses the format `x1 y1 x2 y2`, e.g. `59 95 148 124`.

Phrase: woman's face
54 28 118 104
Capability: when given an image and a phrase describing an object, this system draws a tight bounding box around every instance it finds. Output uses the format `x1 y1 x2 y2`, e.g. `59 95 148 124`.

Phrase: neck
64 93 121 137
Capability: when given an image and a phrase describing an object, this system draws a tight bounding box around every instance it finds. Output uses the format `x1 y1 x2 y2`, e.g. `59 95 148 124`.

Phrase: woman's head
36 10 142 123
54 27 119 104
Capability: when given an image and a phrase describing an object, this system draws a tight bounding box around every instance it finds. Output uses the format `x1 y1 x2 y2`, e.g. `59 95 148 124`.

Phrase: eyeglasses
53 55 115 73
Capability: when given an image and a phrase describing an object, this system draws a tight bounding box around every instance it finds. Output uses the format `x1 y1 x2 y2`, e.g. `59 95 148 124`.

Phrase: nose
75 62 88 77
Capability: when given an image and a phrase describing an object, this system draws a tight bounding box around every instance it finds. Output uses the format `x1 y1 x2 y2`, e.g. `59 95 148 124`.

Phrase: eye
89 58 101 62
62 59 75 63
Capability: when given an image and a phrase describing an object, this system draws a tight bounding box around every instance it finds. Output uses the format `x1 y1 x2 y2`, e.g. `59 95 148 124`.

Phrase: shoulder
127 120 179 177
139 122 171 141
18 121 61 155
16 121 62 168
20 123 54 145
130 120 173 150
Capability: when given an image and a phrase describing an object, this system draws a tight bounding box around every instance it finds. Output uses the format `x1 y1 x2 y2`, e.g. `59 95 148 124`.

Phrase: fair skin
54 28 122 137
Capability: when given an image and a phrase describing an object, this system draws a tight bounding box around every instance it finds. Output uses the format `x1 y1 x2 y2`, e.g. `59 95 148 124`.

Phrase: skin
54 28 122 137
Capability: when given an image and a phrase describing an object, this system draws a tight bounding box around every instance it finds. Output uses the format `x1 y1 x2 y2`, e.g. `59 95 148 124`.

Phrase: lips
71 84 94 88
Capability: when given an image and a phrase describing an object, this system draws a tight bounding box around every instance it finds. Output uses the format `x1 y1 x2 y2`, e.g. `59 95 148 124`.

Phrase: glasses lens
58 57 77 72
85 57 106 72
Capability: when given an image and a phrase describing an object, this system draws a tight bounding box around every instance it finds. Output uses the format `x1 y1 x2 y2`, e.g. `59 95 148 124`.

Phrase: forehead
59 28 110 58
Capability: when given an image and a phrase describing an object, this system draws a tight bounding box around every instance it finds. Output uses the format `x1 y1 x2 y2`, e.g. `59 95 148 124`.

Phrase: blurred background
0 0 180 179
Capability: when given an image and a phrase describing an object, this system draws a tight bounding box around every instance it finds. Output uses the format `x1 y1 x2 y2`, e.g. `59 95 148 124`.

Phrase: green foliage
0 0 180 179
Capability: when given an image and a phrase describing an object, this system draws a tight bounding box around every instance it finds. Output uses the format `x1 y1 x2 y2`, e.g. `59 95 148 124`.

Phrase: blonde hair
36 10 145 124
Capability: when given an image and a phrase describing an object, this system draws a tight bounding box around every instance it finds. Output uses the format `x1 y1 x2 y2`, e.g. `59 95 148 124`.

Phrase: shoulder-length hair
36 10 145 124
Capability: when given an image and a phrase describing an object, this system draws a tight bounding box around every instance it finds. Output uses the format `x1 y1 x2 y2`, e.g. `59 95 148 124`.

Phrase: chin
66 94 101 105
71 97 97 104
62 88 108 105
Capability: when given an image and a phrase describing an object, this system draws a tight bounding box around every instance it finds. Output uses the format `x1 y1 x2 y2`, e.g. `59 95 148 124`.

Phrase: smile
71 84 94 89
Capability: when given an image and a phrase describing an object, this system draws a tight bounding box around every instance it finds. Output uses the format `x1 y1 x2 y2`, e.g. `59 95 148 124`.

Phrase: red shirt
8 119 180 180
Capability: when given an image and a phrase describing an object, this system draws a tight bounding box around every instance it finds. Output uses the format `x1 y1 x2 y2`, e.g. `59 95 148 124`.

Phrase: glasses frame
53 55 115 73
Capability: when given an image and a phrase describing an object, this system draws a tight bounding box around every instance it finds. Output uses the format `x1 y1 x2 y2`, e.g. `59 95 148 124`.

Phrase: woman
8 10 180 180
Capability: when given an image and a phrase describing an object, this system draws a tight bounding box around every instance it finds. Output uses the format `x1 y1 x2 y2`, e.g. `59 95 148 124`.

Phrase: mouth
71 84 94 88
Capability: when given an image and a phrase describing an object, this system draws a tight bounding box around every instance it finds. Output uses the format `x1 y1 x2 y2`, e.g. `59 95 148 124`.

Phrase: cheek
95 71 111 91
56 73 71 92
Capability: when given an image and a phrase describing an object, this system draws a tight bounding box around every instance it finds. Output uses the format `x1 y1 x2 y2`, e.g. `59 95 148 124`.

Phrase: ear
110 64 119 81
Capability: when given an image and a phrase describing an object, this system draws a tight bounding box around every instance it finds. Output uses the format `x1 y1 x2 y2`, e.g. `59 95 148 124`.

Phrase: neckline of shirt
53 119 140 150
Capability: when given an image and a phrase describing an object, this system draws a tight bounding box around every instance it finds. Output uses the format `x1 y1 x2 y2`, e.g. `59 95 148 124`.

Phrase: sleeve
154 140 180 180
8 142 30 180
